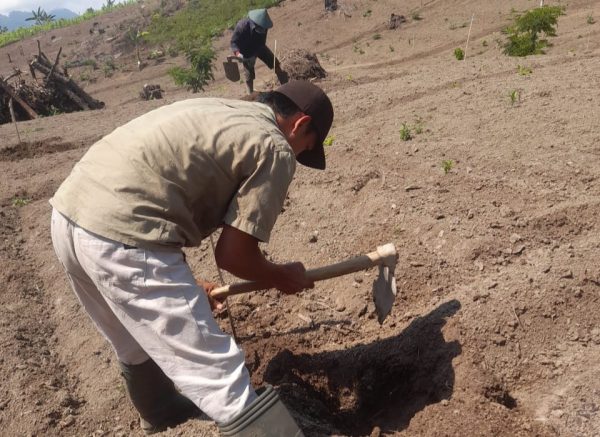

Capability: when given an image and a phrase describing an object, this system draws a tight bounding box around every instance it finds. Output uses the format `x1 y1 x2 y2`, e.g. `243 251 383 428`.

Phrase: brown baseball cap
274 80 334 170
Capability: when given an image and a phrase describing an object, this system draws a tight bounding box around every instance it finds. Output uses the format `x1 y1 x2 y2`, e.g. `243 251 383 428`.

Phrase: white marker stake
273 39 277 83
8 98 21 144
464 13 475 61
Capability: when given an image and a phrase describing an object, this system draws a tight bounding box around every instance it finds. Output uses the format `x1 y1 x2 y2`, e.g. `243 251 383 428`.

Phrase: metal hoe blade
373 263 397 324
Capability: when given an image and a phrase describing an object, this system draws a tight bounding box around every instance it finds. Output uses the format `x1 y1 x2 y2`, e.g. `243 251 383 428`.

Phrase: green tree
103 0 116 11
168 43 215 92
504 6 565 56
126 27 148 69
0 25 8 34
25 7 56 25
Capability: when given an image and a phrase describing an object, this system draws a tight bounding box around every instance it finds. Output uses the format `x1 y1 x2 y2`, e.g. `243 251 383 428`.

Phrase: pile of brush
0 42 104 126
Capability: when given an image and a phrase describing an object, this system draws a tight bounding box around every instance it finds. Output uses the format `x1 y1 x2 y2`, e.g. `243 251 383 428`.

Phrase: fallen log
61 86 90 110
0 78 38 119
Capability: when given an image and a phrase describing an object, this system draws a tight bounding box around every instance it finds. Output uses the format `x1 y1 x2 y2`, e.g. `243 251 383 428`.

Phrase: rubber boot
119 360 202 435
245 79 254 94
218 385 304 437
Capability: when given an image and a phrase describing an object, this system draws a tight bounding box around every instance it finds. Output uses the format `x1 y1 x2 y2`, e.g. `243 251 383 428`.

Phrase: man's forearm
215 225 282 285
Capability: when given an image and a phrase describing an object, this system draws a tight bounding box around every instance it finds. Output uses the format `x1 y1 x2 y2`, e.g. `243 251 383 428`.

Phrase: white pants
50 208 256 423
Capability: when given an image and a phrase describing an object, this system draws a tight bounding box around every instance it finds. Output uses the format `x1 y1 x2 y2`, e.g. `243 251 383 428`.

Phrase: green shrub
454 47 465 60
504 6 565 56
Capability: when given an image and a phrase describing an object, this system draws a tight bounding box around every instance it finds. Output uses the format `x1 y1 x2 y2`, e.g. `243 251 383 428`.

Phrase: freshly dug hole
0 137 79 161
262 300 462 435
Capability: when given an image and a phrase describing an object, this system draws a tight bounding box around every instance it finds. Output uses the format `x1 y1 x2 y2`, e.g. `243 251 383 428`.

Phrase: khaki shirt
50 98 296 248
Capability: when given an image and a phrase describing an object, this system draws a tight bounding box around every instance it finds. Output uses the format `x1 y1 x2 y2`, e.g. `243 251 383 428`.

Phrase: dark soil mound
281 49 327 81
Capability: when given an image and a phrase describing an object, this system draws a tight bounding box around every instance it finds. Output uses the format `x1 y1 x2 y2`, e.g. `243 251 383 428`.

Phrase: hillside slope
1 0 599 436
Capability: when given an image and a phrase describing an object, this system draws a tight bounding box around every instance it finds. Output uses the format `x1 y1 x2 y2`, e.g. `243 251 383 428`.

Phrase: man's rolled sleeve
223 150 295 243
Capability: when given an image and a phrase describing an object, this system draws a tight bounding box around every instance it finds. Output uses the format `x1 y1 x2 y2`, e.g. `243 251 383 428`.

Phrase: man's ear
292 114 313 135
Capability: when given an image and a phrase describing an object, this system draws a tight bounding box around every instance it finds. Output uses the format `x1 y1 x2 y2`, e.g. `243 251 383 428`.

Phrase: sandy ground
1 0 599 436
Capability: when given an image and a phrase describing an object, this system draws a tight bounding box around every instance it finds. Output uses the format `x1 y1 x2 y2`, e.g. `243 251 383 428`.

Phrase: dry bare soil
1 0 600 436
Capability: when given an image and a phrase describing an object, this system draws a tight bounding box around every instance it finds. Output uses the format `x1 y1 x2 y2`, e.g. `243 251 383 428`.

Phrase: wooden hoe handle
210 243 397 299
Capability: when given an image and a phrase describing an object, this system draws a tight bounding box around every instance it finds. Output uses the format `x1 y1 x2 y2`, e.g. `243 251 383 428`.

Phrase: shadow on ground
264 299 462 436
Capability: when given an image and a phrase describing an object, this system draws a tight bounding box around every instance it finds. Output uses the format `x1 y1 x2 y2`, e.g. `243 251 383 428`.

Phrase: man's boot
218 385 304 437
119 360 201 435
245 80 254 94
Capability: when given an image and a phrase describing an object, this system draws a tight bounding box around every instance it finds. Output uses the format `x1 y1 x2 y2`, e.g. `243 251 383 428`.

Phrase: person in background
231 8 289 94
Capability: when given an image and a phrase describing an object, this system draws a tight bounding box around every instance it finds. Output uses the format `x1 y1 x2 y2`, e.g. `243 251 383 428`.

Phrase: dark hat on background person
248 9 273 30
274 80 334 170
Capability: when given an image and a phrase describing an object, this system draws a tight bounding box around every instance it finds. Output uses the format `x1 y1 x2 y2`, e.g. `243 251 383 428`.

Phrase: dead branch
45 47 63 86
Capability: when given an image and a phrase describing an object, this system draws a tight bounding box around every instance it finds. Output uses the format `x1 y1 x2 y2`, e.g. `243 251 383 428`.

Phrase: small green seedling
102 60 116 77
323 136 335 147
400 124 412 141
363 9 372 18
12 196 31 207
517 65 532 75
509 89 520 105
587 15 595 25
389 45 395 52
47 106 62 116
414 121 424 134
441 160 454 174
454 47 465 60
411 11 422 21
373 33 382 40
